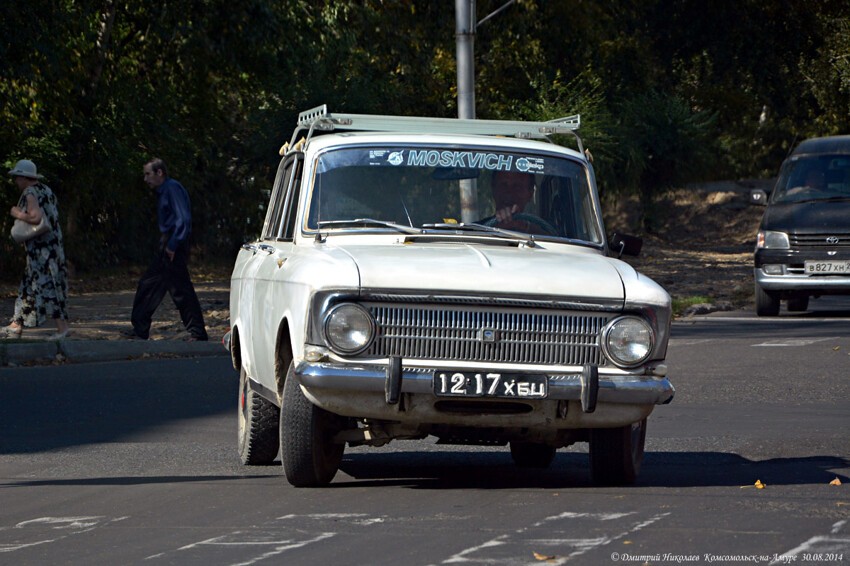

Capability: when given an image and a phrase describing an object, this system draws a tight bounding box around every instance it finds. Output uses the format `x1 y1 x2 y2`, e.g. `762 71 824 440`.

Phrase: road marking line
443 536 508 563
438 512 670 565
770 521 850 565
753 338 835 347
1 516 120 554
15 516 104 529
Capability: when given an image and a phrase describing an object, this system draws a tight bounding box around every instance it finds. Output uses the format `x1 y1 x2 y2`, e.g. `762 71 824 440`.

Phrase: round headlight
323 304 375 355
602 316 654 367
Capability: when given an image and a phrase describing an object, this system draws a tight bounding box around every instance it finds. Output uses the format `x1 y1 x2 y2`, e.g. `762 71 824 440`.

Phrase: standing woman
3 159 71 339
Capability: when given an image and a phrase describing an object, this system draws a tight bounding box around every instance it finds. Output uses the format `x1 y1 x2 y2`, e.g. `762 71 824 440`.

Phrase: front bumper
754 249 850 293
754 268 850 292
295 361 674 406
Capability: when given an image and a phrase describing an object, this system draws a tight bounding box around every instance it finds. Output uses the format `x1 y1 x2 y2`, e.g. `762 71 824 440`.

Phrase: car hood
328 239 627 301
762 200 850 232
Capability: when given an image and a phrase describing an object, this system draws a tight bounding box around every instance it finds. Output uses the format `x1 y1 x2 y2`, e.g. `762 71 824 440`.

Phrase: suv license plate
804 260 850 275
433 371 547 399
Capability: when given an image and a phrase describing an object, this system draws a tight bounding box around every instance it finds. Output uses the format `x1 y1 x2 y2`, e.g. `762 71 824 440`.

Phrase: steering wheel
484 212 558 236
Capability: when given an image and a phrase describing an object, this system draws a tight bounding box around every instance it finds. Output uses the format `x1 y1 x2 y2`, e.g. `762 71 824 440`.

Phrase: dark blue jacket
156 178 192 252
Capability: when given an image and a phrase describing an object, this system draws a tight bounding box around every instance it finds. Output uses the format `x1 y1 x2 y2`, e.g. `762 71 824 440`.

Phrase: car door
249 155 304 390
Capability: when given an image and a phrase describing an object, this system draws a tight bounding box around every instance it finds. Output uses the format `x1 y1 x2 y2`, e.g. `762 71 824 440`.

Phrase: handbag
11 216 51 243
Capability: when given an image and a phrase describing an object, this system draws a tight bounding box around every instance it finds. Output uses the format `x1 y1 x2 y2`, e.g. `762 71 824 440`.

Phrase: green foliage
1 0 848 280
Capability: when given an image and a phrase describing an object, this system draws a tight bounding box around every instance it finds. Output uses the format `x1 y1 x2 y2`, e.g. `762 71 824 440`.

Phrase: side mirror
610 233 643 258
749 189 769 206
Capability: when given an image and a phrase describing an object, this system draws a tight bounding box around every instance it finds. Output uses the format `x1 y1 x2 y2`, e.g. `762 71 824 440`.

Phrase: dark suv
751 136 850 316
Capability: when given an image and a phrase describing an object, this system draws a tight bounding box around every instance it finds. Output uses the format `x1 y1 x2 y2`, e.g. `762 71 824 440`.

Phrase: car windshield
772 154 850 204
304 145 604 243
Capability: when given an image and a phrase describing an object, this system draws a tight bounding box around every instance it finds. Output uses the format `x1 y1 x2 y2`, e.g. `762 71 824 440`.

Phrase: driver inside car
482 170 556 235
492 170 534 226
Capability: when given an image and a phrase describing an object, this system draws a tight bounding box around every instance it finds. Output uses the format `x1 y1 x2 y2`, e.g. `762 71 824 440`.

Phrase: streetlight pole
455 0 477 221
456 0 476 121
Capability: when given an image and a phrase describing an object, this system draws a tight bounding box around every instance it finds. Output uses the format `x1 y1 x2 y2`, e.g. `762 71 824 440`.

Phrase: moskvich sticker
407 150 514 171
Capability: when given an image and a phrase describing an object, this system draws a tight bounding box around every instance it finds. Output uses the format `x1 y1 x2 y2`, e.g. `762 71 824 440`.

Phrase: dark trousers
131 242 207 340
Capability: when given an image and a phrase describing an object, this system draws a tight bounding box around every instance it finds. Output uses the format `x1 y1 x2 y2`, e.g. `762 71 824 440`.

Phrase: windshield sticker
516 157 544 172
356 149 552 172
407 150 515 171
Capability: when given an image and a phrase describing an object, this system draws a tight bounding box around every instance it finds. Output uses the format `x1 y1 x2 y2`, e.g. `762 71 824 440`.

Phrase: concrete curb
0 339 225 367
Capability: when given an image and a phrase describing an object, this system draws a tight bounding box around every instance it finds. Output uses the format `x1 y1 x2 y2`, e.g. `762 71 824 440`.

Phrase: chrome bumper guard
755 269 850 291
294 361 674 406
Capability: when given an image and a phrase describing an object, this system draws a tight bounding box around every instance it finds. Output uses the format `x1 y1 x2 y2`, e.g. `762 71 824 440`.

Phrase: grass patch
671 295 713 317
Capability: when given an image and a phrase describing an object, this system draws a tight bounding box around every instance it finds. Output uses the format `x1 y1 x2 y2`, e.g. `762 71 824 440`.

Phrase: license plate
433 371 547 399
804 260 850 274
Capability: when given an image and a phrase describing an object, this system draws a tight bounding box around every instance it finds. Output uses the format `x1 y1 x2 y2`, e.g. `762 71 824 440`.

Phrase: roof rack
283 104 583 155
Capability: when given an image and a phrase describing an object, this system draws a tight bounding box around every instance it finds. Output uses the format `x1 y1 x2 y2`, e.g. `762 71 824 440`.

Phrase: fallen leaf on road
533 551 557 561
755 479 766 489
830 478 842 486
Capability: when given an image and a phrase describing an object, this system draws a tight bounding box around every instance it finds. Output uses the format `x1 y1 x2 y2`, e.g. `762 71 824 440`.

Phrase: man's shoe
120 328 146 340
186 335 208 342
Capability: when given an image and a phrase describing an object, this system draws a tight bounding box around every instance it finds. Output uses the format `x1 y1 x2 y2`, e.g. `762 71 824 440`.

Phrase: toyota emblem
826 236 840 245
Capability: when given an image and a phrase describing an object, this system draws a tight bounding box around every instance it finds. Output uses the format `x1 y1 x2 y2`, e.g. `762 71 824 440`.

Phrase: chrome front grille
790 233 850 249
362 303 610 366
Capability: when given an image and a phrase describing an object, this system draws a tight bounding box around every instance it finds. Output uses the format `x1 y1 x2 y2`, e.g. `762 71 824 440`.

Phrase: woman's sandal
2 325 23 339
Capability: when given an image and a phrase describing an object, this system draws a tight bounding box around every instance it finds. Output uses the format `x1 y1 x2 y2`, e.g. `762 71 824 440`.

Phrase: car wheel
787 295 809 312
755 283 780 316
589 418 647 486
280 361 345 487
238 367 280 465
510 442 556 468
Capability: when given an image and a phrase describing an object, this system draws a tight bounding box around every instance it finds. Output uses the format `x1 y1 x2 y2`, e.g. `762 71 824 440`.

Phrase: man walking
123 158 208 341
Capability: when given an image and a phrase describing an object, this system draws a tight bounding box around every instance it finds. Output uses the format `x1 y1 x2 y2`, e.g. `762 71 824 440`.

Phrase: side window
280 158 303 240
262 157 299 240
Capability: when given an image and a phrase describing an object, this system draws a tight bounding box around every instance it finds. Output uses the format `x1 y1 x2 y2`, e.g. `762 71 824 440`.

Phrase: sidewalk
0 282 230 366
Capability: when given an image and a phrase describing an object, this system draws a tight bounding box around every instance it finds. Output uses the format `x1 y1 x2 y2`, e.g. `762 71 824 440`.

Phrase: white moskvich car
227 105 674 487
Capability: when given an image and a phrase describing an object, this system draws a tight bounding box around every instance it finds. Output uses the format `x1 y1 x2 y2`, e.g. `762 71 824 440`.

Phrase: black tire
509 442 556 468
755 283 780 316
280 362 344 487
238 367 280 465
787 295 809 312
589 418 647 486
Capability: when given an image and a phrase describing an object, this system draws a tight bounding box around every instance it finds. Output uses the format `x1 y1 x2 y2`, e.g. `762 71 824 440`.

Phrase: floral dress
12 183 69 327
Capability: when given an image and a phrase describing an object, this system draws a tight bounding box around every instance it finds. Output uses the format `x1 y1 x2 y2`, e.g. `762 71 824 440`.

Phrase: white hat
8 159 43 179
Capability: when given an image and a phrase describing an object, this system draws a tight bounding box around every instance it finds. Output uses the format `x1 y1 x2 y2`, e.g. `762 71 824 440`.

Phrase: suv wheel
510 442 556 468
589 418 647 486
280 361 345 487
755 283 781 316
238 367 280 465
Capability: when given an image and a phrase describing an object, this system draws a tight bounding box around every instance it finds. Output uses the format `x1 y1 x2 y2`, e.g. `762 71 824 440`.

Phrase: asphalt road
1 304 848 566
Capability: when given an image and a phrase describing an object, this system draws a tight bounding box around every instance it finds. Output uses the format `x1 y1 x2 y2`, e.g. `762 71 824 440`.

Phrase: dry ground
608 180 769 314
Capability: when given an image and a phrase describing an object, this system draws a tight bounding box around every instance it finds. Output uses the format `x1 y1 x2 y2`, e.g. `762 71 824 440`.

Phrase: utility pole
455 1 516 222
456 0 476 121
455 0 477 222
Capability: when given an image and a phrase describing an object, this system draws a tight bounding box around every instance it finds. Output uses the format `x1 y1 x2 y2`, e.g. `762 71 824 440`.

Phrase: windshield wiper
422 222 520 237
317 218 421 234
790 196 850 204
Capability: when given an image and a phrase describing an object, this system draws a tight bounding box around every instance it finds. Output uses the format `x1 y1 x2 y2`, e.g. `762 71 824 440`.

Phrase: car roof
792 135 850 156
283 105 588 162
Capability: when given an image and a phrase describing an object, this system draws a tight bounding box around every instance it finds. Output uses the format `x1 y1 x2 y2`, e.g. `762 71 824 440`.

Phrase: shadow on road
0 357 236 454
1 450 844 490
332 450 849 490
